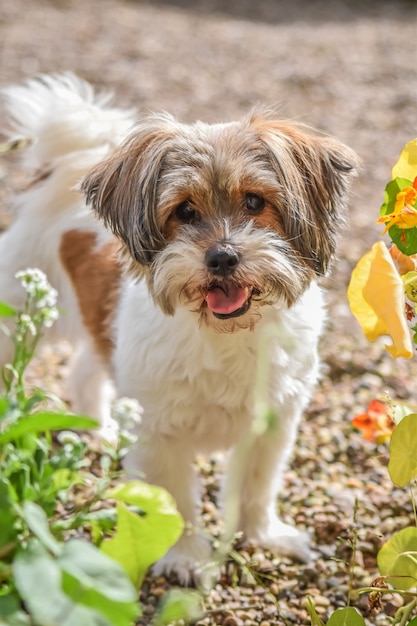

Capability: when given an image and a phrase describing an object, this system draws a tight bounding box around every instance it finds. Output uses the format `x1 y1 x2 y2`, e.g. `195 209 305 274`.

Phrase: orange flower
377 178 417 234
389 244 417 275
352 400 395 443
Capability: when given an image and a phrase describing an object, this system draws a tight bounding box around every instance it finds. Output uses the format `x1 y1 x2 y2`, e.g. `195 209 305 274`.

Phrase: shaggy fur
0 74 358 583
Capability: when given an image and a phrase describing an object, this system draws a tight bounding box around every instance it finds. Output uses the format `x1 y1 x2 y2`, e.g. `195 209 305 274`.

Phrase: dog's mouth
204 281 253 319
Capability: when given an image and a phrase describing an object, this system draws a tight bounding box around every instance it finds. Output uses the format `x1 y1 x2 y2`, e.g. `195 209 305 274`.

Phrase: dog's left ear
253 117 359 275
81 115 178 267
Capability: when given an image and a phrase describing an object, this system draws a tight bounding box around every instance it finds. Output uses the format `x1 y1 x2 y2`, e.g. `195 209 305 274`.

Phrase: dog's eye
175 202 199 224
245 193 265 215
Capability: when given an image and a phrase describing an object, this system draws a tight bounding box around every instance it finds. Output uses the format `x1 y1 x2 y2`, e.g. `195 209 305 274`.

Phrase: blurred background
1 2 417 622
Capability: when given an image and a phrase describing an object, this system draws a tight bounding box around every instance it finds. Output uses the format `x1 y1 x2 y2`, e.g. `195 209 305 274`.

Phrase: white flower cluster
15 268 59 328
111 396 143 431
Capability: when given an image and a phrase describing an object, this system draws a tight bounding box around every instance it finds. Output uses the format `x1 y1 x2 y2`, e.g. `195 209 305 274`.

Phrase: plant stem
346 498 359 608
396 597 417 626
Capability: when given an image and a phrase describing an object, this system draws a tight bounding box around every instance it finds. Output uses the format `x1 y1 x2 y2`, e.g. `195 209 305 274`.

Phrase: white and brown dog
0 74 358 582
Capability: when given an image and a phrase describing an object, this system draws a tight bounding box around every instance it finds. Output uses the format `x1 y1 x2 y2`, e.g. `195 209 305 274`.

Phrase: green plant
0 269 184 626
334 139 417 625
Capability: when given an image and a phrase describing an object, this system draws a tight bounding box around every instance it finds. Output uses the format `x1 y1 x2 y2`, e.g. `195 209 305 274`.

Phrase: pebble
223 617 243 626
151 587 166 598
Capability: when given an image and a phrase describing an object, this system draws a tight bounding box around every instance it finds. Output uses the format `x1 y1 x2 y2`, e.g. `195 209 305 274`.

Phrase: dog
0 74 358 583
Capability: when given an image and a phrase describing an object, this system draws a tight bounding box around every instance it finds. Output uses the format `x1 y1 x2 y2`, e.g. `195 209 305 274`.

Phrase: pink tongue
206 285 248 315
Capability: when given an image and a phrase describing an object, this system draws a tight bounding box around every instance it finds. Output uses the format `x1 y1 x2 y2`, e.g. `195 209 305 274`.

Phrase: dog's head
81 111 358 331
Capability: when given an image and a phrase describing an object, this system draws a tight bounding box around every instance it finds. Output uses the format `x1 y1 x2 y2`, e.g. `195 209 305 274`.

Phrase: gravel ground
1 1 417 624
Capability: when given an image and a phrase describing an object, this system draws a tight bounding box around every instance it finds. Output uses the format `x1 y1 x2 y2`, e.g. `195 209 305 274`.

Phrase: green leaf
0 479 18 548
108 480 183 525
59 539 137 603
21 502 61 556
62 570 140 626
13 540 110 626
377 527 417 589
0 412 98 444
388 223 417 256
14 539 139 626
0 302 16 317
0 591 30 625
100 504 148 587
380 177 414 216
326 607 365 626
157 589 203 625
0 397 11 418
102 481 183 587
59 539 140 626
408 619 417 626
388 413 417 486
0 592 24 618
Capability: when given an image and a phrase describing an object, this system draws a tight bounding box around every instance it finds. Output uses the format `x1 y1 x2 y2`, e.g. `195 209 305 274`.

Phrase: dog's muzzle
202 246 252 319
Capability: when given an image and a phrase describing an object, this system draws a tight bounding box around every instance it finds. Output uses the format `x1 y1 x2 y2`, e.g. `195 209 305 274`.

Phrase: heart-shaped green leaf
388 413 417 486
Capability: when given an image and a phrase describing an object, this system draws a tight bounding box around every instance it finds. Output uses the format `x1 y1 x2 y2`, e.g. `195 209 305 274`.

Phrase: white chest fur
113 278 324 453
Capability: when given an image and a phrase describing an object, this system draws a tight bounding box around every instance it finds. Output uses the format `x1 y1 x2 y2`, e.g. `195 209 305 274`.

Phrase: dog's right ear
81 115 177 267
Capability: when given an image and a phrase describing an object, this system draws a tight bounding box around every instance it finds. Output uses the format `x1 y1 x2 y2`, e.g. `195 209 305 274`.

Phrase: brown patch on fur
251 204 284 235
161 211 184 241
59 229 122 361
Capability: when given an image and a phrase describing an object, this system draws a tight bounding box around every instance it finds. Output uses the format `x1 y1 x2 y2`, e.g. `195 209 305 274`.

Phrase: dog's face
82 111 358 331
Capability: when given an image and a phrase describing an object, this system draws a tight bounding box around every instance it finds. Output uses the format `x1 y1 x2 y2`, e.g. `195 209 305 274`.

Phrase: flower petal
348 241 413 358
367 399 389 418
392 139 417 181
390 244 417 275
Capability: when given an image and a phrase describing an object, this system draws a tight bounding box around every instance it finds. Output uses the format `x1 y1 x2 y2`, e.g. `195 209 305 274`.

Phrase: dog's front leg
225 408 311 563
123 437 212 585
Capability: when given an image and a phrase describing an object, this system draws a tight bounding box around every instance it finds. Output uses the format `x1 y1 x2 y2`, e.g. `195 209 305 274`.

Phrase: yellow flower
347 241 413 359
392 139 417 180
377 178 417 234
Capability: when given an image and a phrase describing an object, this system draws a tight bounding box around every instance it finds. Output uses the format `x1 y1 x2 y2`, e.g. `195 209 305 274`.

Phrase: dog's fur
0 74 358 583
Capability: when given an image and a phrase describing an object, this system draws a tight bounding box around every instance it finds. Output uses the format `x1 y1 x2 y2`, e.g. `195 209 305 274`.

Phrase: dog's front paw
152 532 212 586
251 517 311 563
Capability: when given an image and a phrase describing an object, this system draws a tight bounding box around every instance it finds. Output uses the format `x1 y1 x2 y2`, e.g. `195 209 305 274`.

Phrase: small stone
223 616 243 626
314 595 331 608
269 583 280 596
151 586 166 598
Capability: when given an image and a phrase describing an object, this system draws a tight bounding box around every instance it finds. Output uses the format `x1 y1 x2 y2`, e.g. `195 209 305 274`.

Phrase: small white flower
15 268 59 329
118 429 139 446
40 307 60 328
36 287 58 309
56 431 82 446
16 268 48 291
15 268 58 308
111 397 143 430
19 313 36 336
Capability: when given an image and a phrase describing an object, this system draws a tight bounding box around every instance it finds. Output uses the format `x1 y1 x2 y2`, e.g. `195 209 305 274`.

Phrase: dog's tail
1 72 135 179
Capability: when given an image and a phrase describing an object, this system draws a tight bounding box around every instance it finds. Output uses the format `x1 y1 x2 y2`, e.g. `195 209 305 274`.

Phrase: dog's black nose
205 246 240 277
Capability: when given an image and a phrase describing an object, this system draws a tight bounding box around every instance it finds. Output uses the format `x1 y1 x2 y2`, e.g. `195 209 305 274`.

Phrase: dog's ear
252 116 359 275
81 115 177 266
